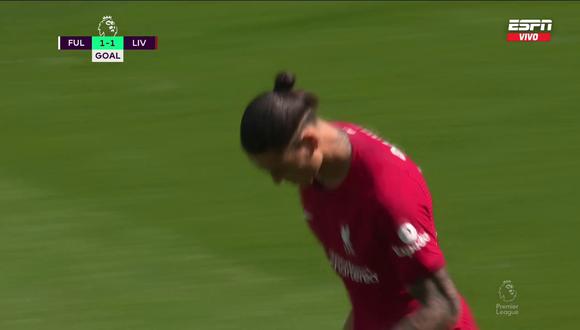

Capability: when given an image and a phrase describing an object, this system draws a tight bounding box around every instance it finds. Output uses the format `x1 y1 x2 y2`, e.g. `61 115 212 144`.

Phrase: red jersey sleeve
374 170 446 285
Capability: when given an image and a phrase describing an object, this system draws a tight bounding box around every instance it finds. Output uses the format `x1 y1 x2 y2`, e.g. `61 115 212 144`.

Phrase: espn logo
507 19 552 42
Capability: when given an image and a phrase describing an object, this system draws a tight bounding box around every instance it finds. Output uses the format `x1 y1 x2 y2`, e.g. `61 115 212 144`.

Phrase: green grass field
1 1 579 329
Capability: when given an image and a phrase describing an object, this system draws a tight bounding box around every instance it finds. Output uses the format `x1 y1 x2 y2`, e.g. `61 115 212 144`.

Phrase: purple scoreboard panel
58 36 158 62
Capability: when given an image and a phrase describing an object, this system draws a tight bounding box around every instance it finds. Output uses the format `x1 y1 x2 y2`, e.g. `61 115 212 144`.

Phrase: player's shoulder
363 150 427 214
344 125 410 180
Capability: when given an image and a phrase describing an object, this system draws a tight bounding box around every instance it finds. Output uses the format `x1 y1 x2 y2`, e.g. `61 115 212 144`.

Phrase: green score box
92 36 123 50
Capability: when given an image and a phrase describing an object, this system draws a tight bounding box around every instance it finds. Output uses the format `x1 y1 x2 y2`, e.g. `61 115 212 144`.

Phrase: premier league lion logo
498 280 518 303
98 16 119 36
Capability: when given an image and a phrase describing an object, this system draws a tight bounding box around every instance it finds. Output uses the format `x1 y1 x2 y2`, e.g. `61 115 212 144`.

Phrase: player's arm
391 268 460 330
373 167 461 330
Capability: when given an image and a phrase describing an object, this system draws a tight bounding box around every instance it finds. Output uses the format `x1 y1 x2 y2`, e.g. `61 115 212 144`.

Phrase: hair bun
273 71 295 92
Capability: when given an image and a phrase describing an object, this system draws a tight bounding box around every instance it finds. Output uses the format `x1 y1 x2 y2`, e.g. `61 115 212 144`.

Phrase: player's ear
299 128 319 156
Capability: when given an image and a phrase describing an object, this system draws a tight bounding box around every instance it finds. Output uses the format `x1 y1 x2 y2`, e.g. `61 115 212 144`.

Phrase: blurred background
1 1 579 329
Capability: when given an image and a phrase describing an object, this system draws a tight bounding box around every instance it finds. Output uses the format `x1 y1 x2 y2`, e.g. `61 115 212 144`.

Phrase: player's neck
314 123 352 190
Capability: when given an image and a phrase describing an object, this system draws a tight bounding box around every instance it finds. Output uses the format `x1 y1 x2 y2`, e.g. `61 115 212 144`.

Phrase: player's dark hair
240 71 319 154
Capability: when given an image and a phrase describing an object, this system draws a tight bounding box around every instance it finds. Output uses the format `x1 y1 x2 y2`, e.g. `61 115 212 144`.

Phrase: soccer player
239 72 478 330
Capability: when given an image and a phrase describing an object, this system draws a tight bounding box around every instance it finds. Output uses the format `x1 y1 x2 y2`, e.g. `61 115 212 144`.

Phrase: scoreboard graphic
58 16 157 63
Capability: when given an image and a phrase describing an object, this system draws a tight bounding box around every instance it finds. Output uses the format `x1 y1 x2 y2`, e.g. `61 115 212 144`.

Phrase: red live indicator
507 33 551 42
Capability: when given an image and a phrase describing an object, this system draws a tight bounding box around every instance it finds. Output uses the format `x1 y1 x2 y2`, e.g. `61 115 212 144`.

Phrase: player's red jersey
299 122 477 329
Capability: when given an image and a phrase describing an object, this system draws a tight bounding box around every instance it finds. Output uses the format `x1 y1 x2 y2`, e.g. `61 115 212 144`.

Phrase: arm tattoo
392 268 461 330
